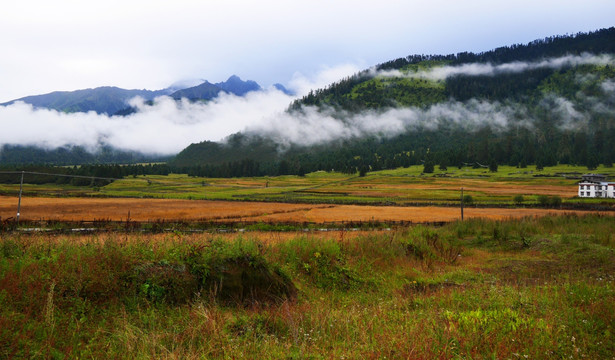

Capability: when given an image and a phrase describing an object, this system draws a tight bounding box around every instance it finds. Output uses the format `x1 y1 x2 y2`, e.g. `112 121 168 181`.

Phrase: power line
0 170 121 181
1 169 199 224
0 170 220 188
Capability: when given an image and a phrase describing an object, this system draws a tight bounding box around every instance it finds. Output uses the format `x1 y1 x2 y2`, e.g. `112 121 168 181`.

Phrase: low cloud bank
0 90 291 154
377 53 615 80
0 65 361 155
246 100 523 148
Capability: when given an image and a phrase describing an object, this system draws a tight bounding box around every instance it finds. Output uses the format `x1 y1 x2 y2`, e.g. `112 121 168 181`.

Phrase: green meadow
2 164 614 207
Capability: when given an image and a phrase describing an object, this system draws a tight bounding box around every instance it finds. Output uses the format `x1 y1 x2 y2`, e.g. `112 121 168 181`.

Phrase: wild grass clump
273 236 363 291
401 225 463 265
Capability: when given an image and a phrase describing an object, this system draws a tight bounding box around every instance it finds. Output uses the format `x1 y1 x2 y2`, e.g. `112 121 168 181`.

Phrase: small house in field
578 174 615 198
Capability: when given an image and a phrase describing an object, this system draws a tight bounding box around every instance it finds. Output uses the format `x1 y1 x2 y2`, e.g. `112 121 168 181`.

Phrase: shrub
537 195 549 206
513 195 524 205
537 195 562 208
182 240 297 306
202 254 297 306
549 196 562 207
130 260 198 304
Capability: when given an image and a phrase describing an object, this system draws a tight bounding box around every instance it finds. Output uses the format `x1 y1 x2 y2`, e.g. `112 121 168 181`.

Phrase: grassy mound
203 255 296 306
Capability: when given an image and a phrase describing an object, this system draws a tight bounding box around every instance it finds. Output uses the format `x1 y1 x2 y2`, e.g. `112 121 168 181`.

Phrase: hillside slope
173 28 615 177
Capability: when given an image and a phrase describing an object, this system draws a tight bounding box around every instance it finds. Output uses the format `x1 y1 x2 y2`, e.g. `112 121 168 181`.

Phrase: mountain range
0 75 284 115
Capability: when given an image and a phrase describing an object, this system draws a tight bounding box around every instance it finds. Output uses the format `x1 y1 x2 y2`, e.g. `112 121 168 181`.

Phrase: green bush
549 195 562 207
537 195 549 206
537 195 562 208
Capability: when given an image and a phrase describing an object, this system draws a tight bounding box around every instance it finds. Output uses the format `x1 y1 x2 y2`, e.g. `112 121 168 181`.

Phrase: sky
1 0 614 103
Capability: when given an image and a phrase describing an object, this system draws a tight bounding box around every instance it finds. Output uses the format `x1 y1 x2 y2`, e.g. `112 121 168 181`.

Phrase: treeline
174 118 615 178
0 144 169 166
2 116 613 185
285 125 614 175
377 28 615 70
0 164 171 186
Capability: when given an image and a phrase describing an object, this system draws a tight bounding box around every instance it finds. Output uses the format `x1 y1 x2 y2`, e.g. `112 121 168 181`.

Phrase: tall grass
1 214 614 358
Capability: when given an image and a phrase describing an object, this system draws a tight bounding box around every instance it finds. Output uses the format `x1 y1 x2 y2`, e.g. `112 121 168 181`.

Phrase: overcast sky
1 0 614 103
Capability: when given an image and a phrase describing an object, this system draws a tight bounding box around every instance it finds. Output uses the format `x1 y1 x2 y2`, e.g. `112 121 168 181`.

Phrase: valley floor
1 195 611 224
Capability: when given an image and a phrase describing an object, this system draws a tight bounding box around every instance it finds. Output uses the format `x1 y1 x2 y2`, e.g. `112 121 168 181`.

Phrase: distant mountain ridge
168 75 262 101
1 75 266 115
1 87 173 115
215 75 262 96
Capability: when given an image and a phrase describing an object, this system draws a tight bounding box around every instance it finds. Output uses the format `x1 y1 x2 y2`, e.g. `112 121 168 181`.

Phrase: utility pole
460 187 464 221
17 171 24 224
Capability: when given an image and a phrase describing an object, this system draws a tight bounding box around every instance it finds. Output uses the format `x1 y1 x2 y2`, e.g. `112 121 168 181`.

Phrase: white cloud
0 88 295 155
383 54 615 81
601 79 615 93
287 64 362 96
245 99 526 147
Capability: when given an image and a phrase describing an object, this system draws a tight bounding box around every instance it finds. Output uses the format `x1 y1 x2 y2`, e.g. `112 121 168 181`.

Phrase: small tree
536 159 544 171
423 160 434 174
463 195 473 205
513 195 524 205
586 154 599 170
489 159 498 173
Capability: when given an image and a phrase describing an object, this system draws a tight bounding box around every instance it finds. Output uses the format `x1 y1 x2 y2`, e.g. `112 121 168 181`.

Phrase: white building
578 174 615 198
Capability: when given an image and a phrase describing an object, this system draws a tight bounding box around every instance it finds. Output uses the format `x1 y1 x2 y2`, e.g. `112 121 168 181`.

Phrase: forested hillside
0 145 169 166
173 28 615 177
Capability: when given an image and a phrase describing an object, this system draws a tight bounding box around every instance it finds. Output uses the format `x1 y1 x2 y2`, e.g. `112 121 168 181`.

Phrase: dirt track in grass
0 196 608 224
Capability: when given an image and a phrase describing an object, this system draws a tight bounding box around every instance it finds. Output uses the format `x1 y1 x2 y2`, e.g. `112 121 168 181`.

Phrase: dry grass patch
2 195 610 224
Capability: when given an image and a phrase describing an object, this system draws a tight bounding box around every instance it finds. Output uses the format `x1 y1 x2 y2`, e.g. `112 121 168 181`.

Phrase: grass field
1 195 611 225
1 165 614 209
1 214 613 358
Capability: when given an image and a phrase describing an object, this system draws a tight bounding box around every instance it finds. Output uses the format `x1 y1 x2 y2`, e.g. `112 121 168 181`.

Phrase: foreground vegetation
1 214 614 358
